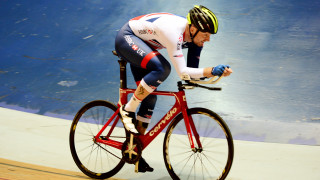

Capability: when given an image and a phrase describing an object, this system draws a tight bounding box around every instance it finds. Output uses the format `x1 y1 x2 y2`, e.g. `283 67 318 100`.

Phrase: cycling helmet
187 5 218 34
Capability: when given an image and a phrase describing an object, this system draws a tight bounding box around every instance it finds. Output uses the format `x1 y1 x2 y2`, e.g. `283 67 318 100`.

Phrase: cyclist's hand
223 67 233 77
211 64 231 76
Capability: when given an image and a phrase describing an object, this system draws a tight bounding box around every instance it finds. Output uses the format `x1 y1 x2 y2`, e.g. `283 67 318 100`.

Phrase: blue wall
1 0 320 145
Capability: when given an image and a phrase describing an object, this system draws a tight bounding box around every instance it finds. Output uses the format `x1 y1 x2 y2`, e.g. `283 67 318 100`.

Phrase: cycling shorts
115 23 171 92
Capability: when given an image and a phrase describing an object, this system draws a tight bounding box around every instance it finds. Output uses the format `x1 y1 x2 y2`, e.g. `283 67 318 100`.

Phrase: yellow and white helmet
187 5 219 34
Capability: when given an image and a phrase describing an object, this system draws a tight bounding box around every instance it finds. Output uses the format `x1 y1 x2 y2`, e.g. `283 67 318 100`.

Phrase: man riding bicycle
114 5 233 172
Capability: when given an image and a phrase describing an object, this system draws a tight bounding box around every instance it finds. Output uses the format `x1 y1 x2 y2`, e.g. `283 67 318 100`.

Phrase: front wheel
69 100 126 179
163 108 234 180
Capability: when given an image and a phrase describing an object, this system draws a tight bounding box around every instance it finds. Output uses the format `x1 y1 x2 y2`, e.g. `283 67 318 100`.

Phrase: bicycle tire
163 108 234 180
69 100 125 179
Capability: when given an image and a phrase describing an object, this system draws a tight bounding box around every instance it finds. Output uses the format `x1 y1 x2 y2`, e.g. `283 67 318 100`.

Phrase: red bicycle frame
94 86 201 151
94 56 201 152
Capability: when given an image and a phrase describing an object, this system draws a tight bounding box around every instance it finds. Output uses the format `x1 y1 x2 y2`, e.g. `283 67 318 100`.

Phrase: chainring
121 137 142 164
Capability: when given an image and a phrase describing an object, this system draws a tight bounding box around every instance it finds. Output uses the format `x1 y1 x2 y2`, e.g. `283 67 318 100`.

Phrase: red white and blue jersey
129 13 204 79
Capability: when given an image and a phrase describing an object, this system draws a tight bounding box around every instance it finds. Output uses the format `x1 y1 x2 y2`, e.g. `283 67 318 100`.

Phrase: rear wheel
163 108 234 180
69 100 126 179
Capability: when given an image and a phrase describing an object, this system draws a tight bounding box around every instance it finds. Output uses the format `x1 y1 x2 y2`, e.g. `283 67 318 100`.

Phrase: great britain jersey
128 13 205 79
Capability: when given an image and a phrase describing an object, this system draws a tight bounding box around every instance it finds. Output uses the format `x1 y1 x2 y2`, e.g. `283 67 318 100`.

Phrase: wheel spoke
164 108 234 180
69 101 126 179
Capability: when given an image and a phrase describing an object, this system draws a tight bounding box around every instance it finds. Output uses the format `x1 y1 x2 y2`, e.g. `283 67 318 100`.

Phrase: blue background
1 0 320 145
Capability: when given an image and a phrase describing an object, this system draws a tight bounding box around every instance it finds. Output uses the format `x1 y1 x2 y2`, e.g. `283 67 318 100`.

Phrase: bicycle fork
182 109 203 151
188 116 203 152
178 90 203 152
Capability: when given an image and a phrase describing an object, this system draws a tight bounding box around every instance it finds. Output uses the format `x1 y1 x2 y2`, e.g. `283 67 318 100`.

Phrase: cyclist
114 5 232 172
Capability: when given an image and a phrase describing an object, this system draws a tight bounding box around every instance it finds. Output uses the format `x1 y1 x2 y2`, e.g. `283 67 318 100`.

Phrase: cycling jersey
128 13 204 79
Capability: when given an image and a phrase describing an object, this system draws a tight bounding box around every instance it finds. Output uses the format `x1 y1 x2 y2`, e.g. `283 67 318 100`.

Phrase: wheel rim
164 109 233 180
70 101 126 178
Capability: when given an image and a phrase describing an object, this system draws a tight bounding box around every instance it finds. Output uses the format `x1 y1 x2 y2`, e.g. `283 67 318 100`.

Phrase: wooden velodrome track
0 158 100 180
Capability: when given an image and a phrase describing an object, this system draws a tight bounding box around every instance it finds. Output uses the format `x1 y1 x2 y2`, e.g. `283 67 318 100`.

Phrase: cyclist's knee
157 60 171 82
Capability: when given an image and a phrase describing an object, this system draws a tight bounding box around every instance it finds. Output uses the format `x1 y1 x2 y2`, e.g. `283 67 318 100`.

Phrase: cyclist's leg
115 23 168 172
136 95 156 134
115 23 171 114
130 67 157 135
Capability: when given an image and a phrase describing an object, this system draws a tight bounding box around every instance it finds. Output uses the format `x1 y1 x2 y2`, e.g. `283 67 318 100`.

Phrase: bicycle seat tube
118 58 127 89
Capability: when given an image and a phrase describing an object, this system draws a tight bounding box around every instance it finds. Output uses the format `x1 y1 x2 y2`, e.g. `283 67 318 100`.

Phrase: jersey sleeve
160 33 205 79
186 42 202 68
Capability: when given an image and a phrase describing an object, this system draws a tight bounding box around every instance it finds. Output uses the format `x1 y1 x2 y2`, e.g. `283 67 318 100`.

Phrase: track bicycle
69 51 234 180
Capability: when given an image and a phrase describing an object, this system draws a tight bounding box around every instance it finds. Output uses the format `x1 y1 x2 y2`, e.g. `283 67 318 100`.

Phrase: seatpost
118 59 127 89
